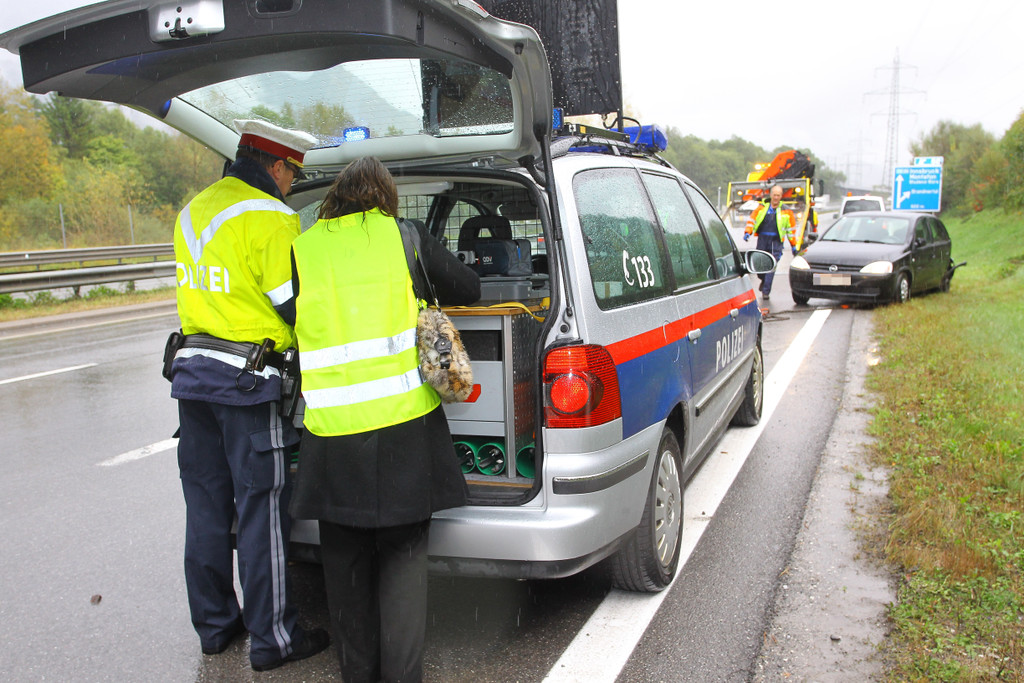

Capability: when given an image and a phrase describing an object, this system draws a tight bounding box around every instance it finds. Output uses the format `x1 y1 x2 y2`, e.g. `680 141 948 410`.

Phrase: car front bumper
789 268 898 303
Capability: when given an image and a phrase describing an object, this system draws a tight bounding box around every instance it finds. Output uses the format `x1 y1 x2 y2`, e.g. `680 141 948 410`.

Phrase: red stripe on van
605 290 757 365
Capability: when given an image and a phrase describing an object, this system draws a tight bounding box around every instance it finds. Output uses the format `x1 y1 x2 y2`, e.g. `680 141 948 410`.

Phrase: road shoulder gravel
753 313 896 682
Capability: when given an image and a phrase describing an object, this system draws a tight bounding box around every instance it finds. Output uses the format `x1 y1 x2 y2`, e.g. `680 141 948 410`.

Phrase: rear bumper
289 423 662 580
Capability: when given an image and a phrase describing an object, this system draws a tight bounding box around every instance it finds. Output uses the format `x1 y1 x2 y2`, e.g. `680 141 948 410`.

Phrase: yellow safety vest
292 209 440 436
746 203 796 245
174 176 299 349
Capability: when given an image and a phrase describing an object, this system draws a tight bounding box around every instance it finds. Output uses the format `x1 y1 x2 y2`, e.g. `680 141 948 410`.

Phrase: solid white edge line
542 308 832 683
98 438 178 467
0 363 98 386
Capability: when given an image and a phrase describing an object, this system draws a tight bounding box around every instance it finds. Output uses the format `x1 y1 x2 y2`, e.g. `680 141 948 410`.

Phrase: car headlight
790 255 810 270
860 261 893 274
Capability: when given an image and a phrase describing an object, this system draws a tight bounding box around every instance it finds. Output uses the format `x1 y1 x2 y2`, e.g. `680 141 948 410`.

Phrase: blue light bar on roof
623 124 667 152
342 126 370 142
552 107 564 130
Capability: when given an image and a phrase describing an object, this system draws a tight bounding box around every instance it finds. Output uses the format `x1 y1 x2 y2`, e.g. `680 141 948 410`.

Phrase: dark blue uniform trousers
755 232 785 295
177 399 300 666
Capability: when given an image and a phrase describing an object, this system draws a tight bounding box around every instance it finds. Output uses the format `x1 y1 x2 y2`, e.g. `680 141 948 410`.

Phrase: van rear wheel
610 429 683 592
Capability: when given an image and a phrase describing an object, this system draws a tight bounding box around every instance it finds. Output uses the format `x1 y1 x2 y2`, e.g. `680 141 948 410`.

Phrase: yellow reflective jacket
292 209 440 436
174 175 299 349
744 203 797 246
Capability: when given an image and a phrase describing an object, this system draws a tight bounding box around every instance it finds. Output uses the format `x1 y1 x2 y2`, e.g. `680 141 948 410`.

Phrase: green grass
870 209 1024 681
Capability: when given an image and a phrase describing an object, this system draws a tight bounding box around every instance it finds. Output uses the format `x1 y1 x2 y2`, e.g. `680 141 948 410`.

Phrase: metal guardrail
0 244 176 294
0 243 173 269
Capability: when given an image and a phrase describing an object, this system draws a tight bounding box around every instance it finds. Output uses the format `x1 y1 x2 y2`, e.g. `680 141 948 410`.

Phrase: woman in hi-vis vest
286 157 479 683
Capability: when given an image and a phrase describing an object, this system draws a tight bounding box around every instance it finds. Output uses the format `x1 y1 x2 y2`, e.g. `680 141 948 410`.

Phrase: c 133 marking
622 250 655 288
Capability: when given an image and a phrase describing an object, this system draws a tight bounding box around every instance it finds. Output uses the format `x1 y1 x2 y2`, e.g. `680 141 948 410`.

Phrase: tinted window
684 185 739 278
928 217 950 241
180 57 514 143
573 169 671 309
843 199 883 213
914 217 932 243
641 173 712 288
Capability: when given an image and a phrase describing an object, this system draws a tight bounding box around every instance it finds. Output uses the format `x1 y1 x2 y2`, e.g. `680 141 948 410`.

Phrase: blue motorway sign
893 165 942 211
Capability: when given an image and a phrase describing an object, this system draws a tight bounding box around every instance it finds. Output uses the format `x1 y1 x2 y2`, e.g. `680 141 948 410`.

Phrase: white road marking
543 308 832 683
98 438 177 467
0 363 97 386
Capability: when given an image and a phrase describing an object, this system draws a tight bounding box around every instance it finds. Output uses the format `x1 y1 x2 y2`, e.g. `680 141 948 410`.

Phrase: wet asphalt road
0 256 873 682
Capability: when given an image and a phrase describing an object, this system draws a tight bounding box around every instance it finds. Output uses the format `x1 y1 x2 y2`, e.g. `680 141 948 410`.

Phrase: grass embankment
0 284 174 323
871 209 1024 681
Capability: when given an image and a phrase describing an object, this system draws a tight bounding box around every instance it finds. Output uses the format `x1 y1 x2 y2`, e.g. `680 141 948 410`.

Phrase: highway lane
0 264 866 681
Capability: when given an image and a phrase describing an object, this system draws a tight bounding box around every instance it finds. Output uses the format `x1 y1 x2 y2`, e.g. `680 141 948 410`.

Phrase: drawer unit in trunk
442 306 542 481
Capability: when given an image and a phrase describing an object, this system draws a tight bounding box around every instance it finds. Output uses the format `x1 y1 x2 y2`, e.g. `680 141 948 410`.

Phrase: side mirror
743 249 777 274
804 231 818 244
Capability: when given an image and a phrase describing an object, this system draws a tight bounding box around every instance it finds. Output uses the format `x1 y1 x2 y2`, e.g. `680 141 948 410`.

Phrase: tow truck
721 150 822 248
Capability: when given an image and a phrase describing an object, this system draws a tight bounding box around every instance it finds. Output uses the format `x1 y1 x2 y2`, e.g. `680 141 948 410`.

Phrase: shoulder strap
397 218 439 306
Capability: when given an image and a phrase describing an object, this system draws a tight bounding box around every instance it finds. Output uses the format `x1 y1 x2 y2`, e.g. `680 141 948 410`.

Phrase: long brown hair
317 156 399 221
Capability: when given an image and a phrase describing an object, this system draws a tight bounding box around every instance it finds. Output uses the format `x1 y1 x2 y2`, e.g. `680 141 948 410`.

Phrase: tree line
656 130 848 206
1 74 1020 252
0 78 222 250
658 108 1024 218
911 115 1024 213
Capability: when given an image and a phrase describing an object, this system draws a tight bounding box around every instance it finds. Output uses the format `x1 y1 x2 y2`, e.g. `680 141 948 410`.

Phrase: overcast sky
2 1 1022 189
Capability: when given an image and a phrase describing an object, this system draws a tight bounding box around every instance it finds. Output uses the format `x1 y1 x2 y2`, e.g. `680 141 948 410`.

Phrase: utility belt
162 331 301 419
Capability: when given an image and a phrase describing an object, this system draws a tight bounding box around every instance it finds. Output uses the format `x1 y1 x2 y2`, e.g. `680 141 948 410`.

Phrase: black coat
288 216 480 527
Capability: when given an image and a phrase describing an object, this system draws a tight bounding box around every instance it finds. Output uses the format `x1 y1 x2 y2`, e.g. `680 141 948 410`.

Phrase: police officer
167 119 329 671
743 183 797 299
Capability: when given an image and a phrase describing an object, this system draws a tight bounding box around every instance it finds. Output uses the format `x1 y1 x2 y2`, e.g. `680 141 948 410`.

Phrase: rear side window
685 185 740 278
928 217 950 242
641 173 712 288
573 169 671 309
843 199 883 213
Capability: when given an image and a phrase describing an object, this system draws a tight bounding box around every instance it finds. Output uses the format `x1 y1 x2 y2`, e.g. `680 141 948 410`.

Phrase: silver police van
2 0 775 591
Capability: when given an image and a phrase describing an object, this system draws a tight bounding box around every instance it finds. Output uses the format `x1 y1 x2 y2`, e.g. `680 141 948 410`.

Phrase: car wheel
940 261 953 292
610 429 683 592
792 292 810 306
731 342 763 427
893 273 911 304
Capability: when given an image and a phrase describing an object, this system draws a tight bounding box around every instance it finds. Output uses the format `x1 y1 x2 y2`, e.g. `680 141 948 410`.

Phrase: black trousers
319 520 430 683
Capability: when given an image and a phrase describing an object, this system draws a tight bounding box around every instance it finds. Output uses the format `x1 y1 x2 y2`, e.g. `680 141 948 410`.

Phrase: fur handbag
398 220 474 403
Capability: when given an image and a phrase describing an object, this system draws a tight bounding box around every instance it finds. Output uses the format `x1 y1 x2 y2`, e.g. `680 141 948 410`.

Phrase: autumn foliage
0 77 222 250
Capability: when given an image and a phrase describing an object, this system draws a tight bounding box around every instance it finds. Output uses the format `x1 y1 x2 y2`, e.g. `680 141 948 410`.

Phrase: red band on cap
238 133 305 166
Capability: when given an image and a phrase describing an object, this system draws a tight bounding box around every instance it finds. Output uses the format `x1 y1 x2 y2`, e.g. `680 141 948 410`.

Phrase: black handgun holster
162 331 185 381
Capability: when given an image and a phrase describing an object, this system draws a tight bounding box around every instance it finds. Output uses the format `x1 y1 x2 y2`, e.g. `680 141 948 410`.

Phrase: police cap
234 119 318 179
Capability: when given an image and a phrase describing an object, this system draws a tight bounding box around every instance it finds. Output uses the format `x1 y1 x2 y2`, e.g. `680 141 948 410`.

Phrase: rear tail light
543 345 621 429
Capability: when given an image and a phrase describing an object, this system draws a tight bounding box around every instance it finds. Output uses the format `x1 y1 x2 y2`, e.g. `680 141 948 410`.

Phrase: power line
866 50 924 192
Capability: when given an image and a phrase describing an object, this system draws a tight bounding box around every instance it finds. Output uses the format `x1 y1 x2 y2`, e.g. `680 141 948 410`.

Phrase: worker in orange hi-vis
743 184 796 300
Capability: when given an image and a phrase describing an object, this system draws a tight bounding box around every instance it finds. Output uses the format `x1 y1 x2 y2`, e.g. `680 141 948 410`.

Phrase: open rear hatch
0 0 551 172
